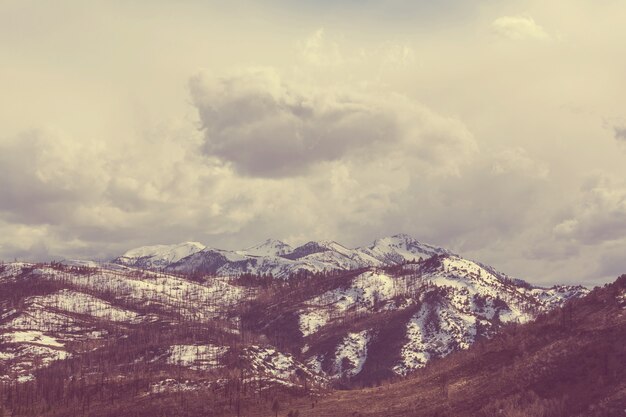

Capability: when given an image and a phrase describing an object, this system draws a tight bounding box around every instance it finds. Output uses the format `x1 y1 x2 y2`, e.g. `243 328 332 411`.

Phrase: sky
1 0 625 286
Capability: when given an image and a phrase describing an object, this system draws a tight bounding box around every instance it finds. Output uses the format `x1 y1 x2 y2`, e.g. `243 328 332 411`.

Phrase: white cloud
491 148 549 179
299 28 343 67
491 15 551 40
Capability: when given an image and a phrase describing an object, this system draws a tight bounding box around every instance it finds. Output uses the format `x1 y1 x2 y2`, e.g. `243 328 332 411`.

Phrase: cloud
0 129 108 224
299 28 416 70
595 247 626 280
2 4 626 287
299 28 343 67
613 125 626 141
0 123 281 259
401 148 552 250
553 174 626 245
490 148 549 179
189 68 476 177
491 15 551 40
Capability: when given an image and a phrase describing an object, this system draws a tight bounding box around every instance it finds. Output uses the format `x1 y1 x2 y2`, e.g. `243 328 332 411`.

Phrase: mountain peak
115 234 451 277
372 233 422 246
316 239 348 249
121 241 205 257
359 234 451 265
242 239 293 257
116 241 206 268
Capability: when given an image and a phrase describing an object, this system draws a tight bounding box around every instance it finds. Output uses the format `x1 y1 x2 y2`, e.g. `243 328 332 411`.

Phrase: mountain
360 233 451 264
242 254 586 382
2 249 584 383
0 235 595 417
113 234 454 277
240 238 294 257
115 241 206 269
283 275 626 417
0 257 617 417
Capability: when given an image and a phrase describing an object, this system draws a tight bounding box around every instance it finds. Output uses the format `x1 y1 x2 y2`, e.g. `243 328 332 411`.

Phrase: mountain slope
242 254 586 384
283 274 626 417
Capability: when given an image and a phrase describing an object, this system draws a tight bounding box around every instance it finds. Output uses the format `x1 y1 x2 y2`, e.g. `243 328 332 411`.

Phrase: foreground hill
284 275 626 417
242 254 585 384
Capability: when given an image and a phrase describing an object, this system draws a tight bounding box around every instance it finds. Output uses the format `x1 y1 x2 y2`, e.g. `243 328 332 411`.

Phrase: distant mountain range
113 234 453 277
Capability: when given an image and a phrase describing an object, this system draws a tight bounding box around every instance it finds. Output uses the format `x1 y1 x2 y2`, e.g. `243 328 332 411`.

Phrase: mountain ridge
113 234 457 278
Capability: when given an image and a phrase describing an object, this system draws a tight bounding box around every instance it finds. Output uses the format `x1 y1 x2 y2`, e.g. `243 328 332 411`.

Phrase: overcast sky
1 0 625 286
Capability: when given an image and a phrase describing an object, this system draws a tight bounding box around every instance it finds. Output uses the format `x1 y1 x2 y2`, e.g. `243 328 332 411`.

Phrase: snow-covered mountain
246 254 587 382
115 241 206 269
113 234 454 278
240 238 293 257
1 235 588 392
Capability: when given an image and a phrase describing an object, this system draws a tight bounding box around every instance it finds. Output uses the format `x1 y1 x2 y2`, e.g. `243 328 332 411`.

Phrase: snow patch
30 290 142 323
165 344 228 370
333 330 370 378
1 330 64 347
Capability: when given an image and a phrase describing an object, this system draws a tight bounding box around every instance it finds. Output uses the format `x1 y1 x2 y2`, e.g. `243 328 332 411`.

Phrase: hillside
241 255 585 384
281 275 626 417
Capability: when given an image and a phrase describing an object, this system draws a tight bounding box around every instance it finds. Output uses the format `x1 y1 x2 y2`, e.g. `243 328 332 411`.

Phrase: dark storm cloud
189 69 475 177
189 69 396 177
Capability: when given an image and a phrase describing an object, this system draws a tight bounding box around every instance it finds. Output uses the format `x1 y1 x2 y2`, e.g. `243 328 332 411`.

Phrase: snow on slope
299 271 398 336
0 263 249 382
29 289 142 323
28 265 246 322
149 345 328 394
296 255 587 379
528 285 589 310
0 263 31 282
0 328 71 382
243 345 327 387
333 331 370 378
0 345 70 383
165 344 228 370
393 300 478 374
1 330 64 347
